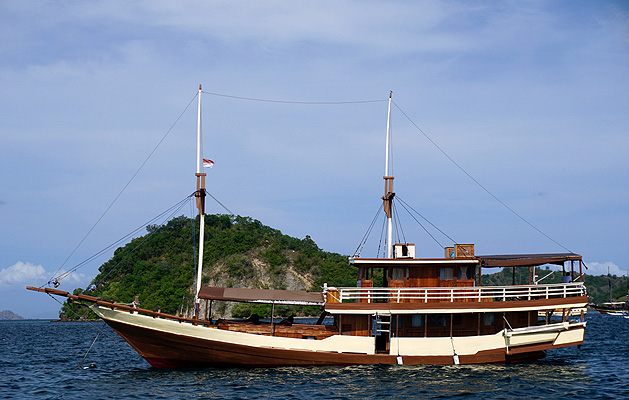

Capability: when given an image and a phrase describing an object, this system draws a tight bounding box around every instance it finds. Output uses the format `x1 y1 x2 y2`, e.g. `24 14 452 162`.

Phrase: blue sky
1 1 628 318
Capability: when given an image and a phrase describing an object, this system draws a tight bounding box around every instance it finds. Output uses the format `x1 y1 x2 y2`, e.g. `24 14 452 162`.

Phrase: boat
590 276 629 316
27 87 588 367
590 301 629 316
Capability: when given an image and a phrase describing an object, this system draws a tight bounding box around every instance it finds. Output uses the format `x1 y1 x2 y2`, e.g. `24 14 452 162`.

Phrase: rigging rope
77 322 106 370
206 190 234 215
391 202 406 245
45 194 195 288
45 293 118 341
392 100 575 254
89 193 194 291
378 214 387 258
354 203 383 256
203 91 387 105
48 92 199 284
50 89 383 285
396 196 450 249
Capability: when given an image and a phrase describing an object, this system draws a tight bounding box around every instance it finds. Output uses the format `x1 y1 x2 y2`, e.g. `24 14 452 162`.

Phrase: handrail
336 283 586 303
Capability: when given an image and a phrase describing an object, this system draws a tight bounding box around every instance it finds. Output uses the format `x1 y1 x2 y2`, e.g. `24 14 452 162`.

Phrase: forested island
59 214 627 320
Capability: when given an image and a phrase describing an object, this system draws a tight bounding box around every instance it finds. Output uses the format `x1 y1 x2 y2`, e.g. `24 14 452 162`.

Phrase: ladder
374 313 391 335
373 313 391 353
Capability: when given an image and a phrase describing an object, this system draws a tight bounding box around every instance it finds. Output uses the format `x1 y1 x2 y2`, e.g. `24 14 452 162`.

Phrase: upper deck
323 282 588 315
351 244 584 290
326 282 586 304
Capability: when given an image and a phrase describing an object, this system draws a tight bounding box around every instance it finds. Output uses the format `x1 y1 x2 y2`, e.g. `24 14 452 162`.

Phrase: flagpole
194 84 206 320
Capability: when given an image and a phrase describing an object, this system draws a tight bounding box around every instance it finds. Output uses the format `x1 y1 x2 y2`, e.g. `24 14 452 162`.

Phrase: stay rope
88 193 195 291
49 89 382 286
44 293 118 340
203 91 386 105
47 92 199 284
44 194 195 288
396 196 457 249
392 100 575 254
353 204 383 257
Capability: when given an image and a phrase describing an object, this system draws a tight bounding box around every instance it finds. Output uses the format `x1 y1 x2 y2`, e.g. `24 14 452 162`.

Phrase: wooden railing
329 283 586 303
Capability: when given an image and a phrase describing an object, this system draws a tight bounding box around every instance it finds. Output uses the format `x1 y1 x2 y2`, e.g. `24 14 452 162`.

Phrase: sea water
1 312 627 399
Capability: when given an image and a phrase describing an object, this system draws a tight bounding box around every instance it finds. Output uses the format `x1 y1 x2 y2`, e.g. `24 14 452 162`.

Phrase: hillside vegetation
60 214 356 319
60 214 627 319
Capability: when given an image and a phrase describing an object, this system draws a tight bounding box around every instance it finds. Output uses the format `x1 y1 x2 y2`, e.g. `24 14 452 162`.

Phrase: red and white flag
203 159 214 168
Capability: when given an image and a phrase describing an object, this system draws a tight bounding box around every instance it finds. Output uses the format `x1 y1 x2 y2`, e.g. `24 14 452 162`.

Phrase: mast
194 84 206 319
382 91 394 258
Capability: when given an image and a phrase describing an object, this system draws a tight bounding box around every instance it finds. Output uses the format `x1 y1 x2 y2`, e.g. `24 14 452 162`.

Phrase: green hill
582 273 628 304
60 214 356 320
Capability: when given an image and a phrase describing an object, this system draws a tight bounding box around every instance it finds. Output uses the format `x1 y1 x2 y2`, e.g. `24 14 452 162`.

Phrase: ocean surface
1 312 627 400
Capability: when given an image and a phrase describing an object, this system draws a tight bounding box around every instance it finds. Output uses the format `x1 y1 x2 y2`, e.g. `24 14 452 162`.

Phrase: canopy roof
476 253 582 268
198 286 324 306
351 253 581 269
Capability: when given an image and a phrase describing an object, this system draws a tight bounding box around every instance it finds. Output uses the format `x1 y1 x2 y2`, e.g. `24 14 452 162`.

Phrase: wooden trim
325 296 588 314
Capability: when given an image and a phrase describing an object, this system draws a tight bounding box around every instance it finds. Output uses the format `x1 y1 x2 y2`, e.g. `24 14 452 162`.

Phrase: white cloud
0 261 48 287
0 261 89 289
586 262 626 277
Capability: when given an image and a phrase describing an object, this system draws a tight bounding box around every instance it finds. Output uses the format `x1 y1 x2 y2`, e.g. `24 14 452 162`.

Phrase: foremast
194 84 206 319
382 91 395 258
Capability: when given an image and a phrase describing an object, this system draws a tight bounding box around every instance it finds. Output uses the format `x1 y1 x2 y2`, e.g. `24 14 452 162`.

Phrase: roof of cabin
198 286 324 305
350 253 582 268
476 253 582 268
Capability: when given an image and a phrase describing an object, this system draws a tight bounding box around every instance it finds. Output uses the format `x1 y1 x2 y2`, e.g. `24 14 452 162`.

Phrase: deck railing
328 283 586 303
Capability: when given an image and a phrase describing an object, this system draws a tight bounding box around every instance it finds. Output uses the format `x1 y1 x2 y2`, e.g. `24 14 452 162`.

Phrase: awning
476 253 582 268
198 286 324 306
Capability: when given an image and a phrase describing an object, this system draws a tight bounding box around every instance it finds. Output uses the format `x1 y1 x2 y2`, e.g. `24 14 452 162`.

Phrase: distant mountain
0 310 24 320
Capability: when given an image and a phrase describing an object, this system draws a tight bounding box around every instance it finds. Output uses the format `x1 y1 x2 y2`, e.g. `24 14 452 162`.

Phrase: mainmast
194 84 206 319
382 91 395 258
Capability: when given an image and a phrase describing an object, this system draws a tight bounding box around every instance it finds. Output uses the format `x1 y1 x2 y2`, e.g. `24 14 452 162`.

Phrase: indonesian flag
202 159 214 168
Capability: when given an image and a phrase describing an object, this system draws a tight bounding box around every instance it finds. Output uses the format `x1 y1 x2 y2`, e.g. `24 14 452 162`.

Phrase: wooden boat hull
93 305 585 368
590 304 629 315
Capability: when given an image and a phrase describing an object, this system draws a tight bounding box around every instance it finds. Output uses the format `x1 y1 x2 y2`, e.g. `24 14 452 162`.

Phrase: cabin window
429 314 447 327
440 267 454 280
457 266 472 280
391 267 405 280
360 267 374 281
411 314 425 327
483 313 495 326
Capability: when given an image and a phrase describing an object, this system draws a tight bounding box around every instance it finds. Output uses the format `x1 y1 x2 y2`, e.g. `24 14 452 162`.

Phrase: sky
1 1 628 318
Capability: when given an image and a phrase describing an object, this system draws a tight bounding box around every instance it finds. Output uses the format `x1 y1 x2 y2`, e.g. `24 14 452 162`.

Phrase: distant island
0 310 24 320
